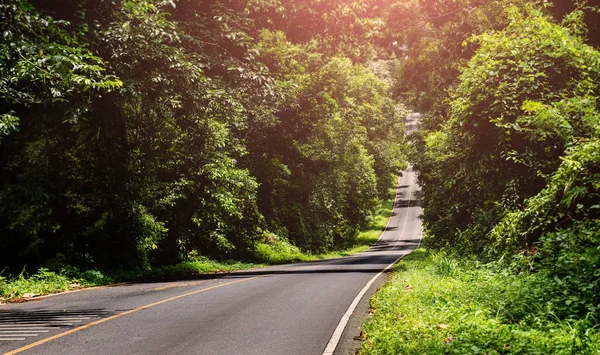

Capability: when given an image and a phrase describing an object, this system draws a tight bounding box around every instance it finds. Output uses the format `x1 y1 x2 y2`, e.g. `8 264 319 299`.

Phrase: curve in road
1 154 422 355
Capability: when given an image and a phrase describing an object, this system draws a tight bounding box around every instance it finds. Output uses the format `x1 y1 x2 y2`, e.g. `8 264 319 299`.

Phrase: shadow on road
0 309 116 325
60 238 422 285
394 199 421 208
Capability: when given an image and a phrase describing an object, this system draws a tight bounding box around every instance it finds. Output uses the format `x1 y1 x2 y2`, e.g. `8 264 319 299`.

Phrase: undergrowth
0 267 112 301
255 199 393 264
360 249 600 355
1 199 393 302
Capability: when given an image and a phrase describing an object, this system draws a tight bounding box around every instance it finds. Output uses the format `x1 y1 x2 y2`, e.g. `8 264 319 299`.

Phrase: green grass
1 199 394 303
254 199 394 263
120 257 259 281
0 267 112 301
0 259 260 302
360 249 600 354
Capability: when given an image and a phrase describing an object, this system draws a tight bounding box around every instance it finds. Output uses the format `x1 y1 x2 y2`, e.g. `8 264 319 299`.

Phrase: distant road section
0 117 422 355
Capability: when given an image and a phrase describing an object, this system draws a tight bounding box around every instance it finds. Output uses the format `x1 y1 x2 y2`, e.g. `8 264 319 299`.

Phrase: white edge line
322 172 421 355
321 253 405 355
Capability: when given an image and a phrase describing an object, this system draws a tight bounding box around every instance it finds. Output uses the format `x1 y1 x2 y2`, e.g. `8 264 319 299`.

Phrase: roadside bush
254 237 308 264
415 8 600 253
0 268 70 299
534 223 600 320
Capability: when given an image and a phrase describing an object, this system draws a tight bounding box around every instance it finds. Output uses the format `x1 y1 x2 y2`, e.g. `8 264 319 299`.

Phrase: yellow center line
7 177 417 355
7 259 349 355
393 176 414 249
4 276 263 355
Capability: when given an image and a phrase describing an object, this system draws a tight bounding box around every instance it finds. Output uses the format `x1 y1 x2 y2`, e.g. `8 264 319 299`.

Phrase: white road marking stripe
0 333 38 339
0 325 51 328
2 317 90 322
0 316 93 343
0 330 49 333
0 323 73 326
322 257 405 355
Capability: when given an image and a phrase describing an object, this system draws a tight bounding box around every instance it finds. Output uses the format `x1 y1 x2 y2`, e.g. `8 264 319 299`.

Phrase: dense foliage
416 8 600 251
0 0 406 271
406 0 600 338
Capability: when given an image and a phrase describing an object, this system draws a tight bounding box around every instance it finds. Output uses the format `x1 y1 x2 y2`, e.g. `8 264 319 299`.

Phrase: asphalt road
1 118 422 355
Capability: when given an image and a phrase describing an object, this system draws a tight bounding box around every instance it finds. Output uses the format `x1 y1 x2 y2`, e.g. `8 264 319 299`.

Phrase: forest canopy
0 0 409 271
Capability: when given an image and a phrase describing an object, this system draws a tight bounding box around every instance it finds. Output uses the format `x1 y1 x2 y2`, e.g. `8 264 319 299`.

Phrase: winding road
0 116 422 355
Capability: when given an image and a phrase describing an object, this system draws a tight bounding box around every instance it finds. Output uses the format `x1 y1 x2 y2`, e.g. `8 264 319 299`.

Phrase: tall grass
360 249 600 354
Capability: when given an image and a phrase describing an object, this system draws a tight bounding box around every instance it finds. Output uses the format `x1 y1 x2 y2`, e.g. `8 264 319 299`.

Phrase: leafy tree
394 0 600 324
0 0 120 139
249 31 406 251
84 0 267 264
0 0 408 271
389 0 531 122
0 0 121 269
414 8 600 251
248 0 393 62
